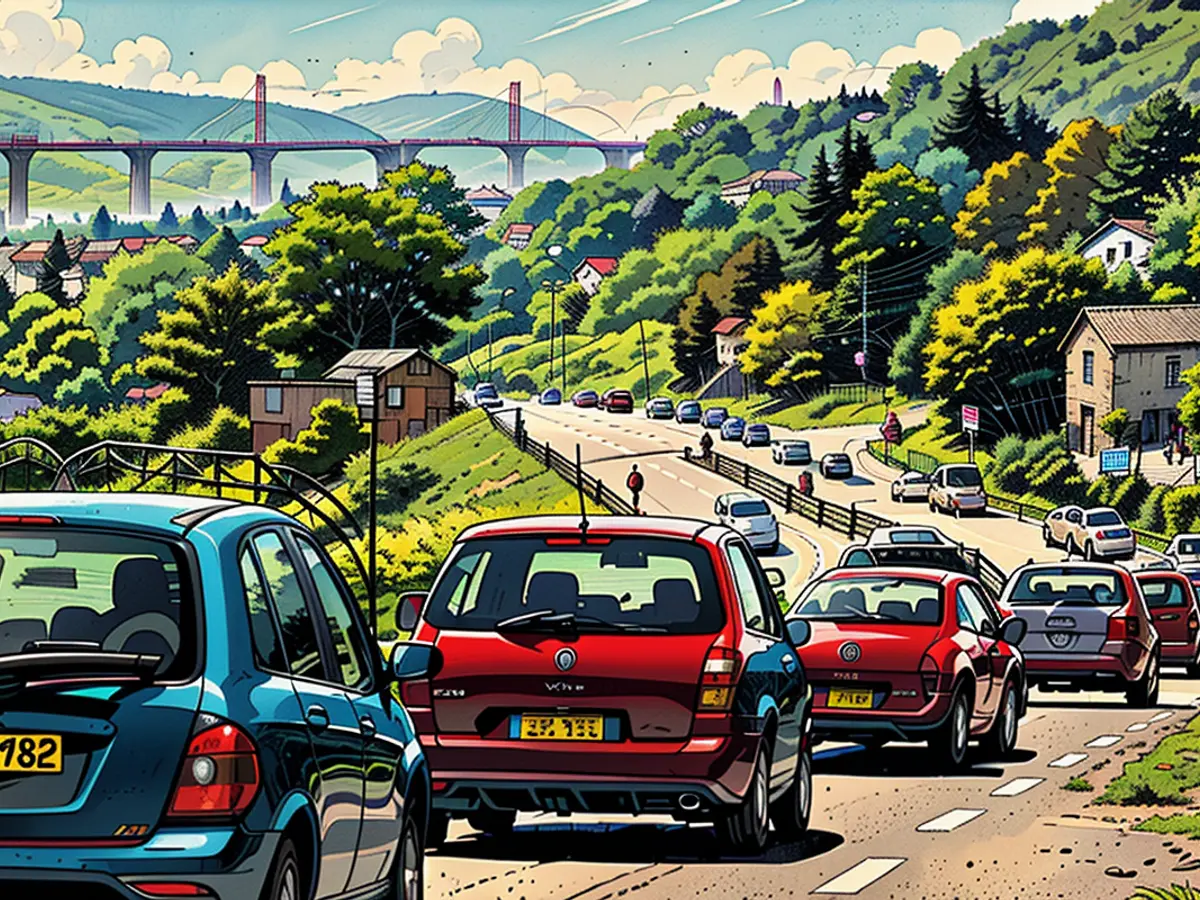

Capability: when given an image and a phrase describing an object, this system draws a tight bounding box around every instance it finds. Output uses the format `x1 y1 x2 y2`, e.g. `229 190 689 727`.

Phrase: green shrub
1087 474 1115 506
1138 484 1172 533
168 407 250 452
1164 486 1200 535
263 399 366 476
988 432 1088 506
1111 475 1152 521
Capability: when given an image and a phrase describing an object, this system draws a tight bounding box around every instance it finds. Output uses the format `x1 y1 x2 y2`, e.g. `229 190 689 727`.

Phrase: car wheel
467 809 516 838
1127 651 1161 708
1084 541 1096 562
930 686 971 770
953 505 962 519
717 744 770 855
260 837 301 900
983 679 1019 760
929 499 938 515
382 810 425 900
769 747 811 841
426 811 450 850
1043 527 1053 548
1065 535 1077 558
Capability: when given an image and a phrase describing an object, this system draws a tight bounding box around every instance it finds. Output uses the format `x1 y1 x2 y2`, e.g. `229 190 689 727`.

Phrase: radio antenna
576 443 590 541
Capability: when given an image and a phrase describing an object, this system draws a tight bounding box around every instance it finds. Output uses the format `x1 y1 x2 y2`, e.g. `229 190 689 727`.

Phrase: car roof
719 491 765 504
457 514 715 542
1084 506 1120 515
866 526 954 547
0 492 286 536
1011 560 1128 575
747 422 769 429
822 566 956 584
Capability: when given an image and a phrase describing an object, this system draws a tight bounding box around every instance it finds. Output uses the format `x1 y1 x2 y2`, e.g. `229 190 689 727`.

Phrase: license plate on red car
827 688 873 709
518 715 604 741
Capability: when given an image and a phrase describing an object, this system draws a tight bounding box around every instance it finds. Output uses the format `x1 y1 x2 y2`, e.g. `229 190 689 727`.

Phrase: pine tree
242 205 252 222
854 131 876 179
198 225 261 279
835 123 858 210
157 202 179 232
838 84 850 107
794 145 840 288
230 199 243 219
932 63 1014 172
217 207 227 222
0 275 16 317
1011 97 1056 158
92 205 113 240
45 228 70 273
188 206 217 242
36 260 65 304
280 178 299 205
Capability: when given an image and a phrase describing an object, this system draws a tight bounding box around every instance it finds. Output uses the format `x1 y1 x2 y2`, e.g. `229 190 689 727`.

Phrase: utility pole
487 319 494 382
639 319 652 403
860 260 868 385
561 321 567 394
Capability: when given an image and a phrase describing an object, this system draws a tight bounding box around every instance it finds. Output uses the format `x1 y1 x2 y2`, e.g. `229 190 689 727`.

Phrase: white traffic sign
356 373 376 419
962 405 979 432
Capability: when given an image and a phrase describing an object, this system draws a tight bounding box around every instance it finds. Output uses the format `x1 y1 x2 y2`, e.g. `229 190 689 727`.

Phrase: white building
1079 218 1156 275
720 169 805 207
572 257 618 297
713 316 749 367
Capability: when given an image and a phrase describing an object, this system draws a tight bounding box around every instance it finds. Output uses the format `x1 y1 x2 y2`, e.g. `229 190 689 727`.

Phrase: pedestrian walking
626 463 645 512
1166 441 1175 465
798 471 813 497
699 430 713 460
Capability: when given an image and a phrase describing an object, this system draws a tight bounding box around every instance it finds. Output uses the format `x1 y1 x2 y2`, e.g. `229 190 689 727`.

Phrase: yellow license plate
828 689 873 710
0 733 63 773
519 715 604 741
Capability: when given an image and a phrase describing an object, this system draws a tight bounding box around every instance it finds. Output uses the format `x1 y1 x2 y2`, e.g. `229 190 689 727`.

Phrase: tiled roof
503 223 534 235
577 257 618 276
712 316 748 335
466 185 512 201
722 168 805 189
1062 305 1200 352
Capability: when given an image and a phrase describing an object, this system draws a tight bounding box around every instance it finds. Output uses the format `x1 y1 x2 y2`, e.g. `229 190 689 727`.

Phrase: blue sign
1099 447 1131 475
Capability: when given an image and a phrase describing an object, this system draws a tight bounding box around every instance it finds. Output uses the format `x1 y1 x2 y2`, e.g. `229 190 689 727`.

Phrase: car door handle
359 715 377 738
781 654 797 673
305 704 330 731
1160 614 1181 621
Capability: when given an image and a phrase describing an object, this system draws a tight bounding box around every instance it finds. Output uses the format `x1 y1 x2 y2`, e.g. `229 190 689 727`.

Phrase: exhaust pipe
678 793 701 812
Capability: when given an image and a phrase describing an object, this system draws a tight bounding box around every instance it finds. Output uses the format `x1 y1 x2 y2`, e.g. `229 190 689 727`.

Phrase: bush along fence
865 440 1171 555
684 446 1009 597
485 409 636 516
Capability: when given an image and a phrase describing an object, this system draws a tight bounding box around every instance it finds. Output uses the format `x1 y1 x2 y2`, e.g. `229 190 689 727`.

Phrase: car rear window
1177 539 1200 555
424 537 723 634
872 547 973 575
794 576 942 625
1086 511 1122 527
1141 577 1188 609
731 500 770 517
0 529 194 676
888 529 941 544
1007 568 1125 606
946 468 982 487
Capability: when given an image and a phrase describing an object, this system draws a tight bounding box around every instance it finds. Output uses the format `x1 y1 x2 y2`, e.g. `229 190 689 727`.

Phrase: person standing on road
699 430 713 460
627 464 645 512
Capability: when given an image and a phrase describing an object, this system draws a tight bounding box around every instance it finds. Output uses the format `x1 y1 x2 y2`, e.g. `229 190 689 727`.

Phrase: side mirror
396 591 427 633
786 619 811 648
764 567 786 589
389 642 439 682
999 616 1028 647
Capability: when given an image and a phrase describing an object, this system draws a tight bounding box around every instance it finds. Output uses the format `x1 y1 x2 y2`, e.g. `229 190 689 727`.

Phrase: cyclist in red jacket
627 464 645 512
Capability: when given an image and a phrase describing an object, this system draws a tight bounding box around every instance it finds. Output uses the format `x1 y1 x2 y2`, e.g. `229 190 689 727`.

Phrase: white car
471 382 503 409
772 440 812 465
928 464 986 517
1167 534 1200 566
1043 505 1136 561
714 491 779 555
890 470 931 503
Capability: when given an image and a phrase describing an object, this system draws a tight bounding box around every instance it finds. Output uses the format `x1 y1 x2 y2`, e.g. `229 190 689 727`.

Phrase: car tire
954 505 962 519
769 747 812 842
768 540 780 555
1084 541 1096 562
983 679 1019 760
929 499 938 515
931 685 971 770
717 744 770 855
467 809 516 838
382 810 425 900
426 811 450 850
1065 535 1077 558
1043 527 1053 548
1126 651 1160 708
1188 655 1200 679
260 837 302 900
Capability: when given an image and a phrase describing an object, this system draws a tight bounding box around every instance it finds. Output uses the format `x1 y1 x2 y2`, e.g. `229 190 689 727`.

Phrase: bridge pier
369 147 406 185
601 146 637 170
124 148 157 217
502 144 531 191
1 148 33 229
247 148 278 211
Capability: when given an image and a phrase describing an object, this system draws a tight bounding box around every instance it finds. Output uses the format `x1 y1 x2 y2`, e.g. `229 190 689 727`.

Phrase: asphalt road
423 401 1198 900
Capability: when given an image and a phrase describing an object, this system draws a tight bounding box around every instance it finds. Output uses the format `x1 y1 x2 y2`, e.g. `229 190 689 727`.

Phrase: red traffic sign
962 404 980 432
880 410 901 443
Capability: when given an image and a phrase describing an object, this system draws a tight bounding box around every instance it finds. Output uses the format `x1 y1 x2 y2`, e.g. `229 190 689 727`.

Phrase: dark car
702 407 728 429
0 495 430 900
820 453 853 479
791 566 1027 767
539 388 562 406
742 424 771 448
675 400 702 424
720 417 746 441
572 390 600 408
402 515 815 855
601 389 634 413
645 397 675 419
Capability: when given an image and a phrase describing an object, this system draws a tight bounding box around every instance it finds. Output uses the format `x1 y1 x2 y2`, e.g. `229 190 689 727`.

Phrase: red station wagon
400 515 814 855
1135 569 1200 676
789 567 1028 768
600 389 634 413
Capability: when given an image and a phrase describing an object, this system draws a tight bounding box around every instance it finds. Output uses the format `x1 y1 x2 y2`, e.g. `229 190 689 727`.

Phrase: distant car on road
472 382 503 409
1043 506 1135 561
714 491 779 554
571 389 599 408
772 440 812 466
539 387 562 405
645 397 675 419
702 407 729 429
819 453 853 479
742 423 771 448
790 566 1027 767
998 562 1159 706
837 526 983 580
404 514 813 855
720 417 745 441
891 470 931 503
928 464 986 518
601 388 634 413
675 399 702 423
1135 569 1200 676
1166 534 1200 566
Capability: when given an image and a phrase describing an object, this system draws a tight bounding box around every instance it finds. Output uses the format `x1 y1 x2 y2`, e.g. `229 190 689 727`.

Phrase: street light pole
354 373 380 637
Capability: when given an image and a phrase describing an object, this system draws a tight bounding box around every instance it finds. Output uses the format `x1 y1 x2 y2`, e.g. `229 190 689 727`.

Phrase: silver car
928 464 986 517
890 470 931 503
714 491 779 554
1166 534 1200 566
772 440 812 465
1043 506 1136 561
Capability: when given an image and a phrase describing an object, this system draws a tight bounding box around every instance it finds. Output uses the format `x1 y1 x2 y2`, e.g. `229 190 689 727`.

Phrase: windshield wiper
571 616 669 633
495 609 577 633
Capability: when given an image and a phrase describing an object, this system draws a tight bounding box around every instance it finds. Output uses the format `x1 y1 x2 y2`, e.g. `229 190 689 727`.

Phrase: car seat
0 618 47 655
652 579 698 625
100 558 179 657
525 571 580 614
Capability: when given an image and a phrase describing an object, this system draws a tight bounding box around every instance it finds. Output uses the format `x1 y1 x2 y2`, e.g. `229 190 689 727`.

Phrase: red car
790 566 1027 768
1135 569 1200 676
997 562 1159 706
600 388 634 413
399 515 814 855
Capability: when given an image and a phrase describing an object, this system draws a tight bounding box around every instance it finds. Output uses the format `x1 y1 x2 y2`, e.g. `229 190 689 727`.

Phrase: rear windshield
828 454 849 463
1141 577 1189 609
424 537 723 633
0 529 193 676
946 468 982 487
1007 568 1126 606
794 576 942 625
888 529 940 544
475 385 497 397
731 500 770 517
1177 539 1200 555
612 391 632 400
708 408 726 415
873 547 974 574
680 402 699 410
1086 511 1122 527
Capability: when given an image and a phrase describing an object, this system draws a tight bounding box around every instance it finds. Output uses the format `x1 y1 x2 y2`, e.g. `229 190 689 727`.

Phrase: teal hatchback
0 494 431 900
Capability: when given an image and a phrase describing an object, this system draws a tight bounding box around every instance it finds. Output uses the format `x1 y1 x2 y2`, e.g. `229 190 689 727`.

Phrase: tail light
1189 612 1198 634
128 885 211 898
698 646 741 712
920 655 940 699
1107 615 1141 642
401 677 431 707
168 722 260 819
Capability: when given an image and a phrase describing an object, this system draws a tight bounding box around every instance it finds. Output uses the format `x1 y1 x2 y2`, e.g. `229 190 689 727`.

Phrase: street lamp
496 287 517 382
354 373 380 637
541 277 567 392
545 245 572 395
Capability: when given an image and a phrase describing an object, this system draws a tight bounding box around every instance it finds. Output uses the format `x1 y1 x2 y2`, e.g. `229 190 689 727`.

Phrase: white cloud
674 0 741 26
526 0 649 44
1007 0 1102 25
0 0 87 77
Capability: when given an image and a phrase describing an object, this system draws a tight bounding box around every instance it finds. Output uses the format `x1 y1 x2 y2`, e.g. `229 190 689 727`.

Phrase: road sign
854 350 866 368
962 405 979 432
355 373 376 420
1099 447 1131 475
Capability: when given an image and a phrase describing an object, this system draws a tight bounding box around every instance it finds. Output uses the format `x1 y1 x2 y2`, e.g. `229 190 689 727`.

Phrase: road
423 401 1198 899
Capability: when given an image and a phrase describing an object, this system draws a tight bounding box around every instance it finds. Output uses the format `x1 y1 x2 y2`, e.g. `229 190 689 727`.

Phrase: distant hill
338 91 595 142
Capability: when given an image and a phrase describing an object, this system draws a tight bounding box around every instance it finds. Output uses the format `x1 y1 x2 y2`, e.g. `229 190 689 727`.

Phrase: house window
1082 350 1094 386
264 386 282 414
1166 356 1182 389
386 386 404 409
1124 240 1133 259
1106 247 1117 265
407 356 432 376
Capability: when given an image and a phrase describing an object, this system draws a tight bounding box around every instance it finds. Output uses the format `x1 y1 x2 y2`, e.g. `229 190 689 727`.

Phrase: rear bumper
1092 538 1136 559
1024 652 1141 684
0 827 277 900
1161 640 1200 663
812 691 954 742
744 530 779 550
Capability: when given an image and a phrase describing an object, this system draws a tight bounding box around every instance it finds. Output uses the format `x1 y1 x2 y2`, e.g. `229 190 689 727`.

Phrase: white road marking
991 777 1044 797
916 808 986 832
1149 711 1174 723
1048 752 1088 768
662 470 678 480
812 858 906 895
647 463 662 472
1127 722 1149 732
699 488 714 499
1086 735 1123 748
679 479 696 490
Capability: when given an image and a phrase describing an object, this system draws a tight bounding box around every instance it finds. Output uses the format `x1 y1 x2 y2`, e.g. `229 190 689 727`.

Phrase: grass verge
1063 776 1094 792
1097 713 1200 820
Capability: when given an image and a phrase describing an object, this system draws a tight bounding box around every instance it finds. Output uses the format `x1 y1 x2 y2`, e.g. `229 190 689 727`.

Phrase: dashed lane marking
1086 735 1123 748
1150 711 1175 723
699 488 714 499
991 777 1044 797
1048 752 1088 768
679 479 696 490
811 858 906 895
1127 722 1149 732
916 808 986 832
662 470 678 480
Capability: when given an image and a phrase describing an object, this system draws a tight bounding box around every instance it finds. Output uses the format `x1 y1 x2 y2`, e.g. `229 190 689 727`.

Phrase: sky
0 0 1107 139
